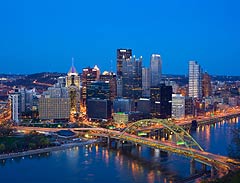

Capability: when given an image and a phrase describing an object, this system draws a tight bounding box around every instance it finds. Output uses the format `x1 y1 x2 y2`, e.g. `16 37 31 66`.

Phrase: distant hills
0 72 239 90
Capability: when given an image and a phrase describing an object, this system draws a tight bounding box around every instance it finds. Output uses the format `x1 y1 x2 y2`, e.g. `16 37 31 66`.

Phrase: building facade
122 56 142 100
100 72 117 100
87 99 112 121
117 49 132 77
188 61 202 98
172 94 185 119
142 67 150 97
39 98 70 120
202 72 212 97
150 84 172 119
150 54 162 87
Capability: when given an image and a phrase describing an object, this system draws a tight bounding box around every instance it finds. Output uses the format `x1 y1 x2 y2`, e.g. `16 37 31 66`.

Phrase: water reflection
0 120 239 183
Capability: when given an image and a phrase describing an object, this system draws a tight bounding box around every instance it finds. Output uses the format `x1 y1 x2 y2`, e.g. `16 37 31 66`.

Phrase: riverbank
0 139 97 160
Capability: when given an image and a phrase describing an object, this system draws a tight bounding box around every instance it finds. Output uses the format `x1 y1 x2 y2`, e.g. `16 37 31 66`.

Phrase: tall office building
202 72 212 97
188 61 202 98
87 81 110 100
66 63 80 89
117 49 132 77
185 97 194 117
66 63 81 119
150 84 172 119
122 56 142 99
116 78 123 97
87 99 112 121
142 67 150 97
100 72 117 100
122 56 142 100
150 54 162 86
81 67 98 105
94 65 101 80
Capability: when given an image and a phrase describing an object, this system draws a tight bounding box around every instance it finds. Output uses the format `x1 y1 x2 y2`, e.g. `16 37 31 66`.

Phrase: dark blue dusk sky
0 0 239 75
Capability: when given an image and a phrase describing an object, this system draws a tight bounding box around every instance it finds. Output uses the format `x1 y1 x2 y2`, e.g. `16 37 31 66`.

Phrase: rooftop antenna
110 60 113 73
72 57 74 67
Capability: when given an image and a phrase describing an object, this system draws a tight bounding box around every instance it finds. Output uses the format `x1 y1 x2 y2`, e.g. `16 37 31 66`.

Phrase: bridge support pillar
160 150 168 157
190 158 196 175
107 136 110 148
211 167 215 177
116 140 122 149
201 164 207 172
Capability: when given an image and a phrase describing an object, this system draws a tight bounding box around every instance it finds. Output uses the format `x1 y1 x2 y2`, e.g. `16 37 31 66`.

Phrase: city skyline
1 0 240 75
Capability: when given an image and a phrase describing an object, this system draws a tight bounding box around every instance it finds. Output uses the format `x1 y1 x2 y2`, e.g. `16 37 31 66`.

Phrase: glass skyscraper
150 54 162 87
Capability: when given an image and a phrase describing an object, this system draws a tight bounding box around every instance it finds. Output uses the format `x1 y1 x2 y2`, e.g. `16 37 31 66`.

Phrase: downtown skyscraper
122 56 142 100
117 49 132 77
150 54 162 87
188 61 202 98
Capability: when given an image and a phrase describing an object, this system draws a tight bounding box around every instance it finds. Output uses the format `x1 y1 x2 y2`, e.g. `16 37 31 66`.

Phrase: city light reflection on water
0 120 239 183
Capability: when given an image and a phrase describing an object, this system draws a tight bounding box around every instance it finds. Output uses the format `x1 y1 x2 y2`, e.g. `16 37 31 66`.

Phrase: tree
0 143 5 152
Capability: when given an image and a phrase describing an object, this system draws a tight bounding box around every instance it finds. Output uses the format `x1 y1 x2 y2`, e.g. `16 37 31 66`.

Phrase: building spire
68 57 78 75
72 57 74 67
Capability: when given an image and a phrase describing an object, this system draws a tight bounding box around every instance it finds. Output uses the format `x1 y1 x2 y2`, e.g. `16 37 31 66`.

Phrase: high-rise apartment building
117 49 132 77
8 87 37 123
150 54 162 86
9 93 19 123
188 61 202 98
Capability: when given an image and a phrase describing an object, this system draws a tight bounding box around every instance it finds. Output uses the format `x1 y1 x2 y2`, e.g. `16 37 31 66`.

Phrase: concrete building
113 112 129 124
39 97 70 120
172 94 185 119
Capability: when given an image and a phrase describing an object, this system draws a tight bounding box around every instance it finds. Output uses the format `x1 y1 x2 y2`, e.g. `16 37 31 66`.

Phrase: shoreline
0 139 97 161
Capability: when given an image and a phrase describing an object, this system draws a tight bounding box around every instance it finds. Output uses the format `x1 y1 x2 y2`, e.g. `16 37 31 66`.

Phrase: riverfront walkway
0 140 97 160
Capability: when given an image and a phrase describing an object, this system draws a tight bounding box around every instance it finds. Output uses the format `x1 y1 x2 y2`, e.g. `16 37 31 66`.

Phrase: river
0 119 239 183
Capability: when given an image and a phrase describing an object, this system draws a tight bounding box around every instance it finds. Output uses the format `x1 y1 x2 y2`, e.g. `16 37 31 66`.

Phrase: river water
0 119 239 183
